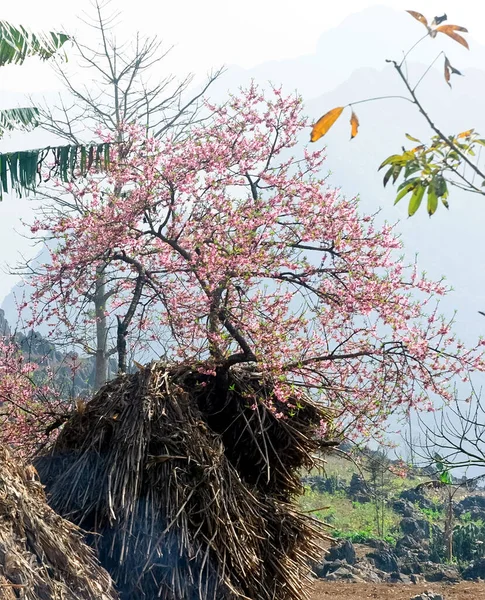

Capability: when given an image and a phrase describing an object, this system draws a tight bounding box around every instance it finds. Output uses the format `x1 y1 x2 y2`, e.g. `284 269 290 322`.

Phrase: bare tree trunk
94 267 108 390
445 490 454 562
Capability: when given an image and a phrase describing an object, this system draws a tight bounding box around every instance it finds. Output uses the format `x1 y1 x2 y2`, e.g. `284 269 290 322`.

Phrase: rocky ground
309 581 485 600
305 471 485 588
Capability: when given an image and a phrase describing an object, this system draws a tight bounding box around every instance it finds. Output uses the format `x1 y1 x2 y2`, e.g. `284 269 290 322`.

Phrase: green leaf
427 185 438 216
397 177 420 191
378 154 403 171
384 164 403 187
0 20 69 67
394 182 416 204
383 166 394 187
0 107 39 137
433 174 447 197
404 161 420 179
408 184 425 216
0 142 113 200
440 470 452 485
405 133 421 143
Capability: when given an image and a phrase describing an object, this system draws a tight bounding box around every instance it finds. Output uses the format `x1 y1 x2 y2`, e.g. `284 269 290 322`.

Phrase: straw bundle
0 444 117 600
36 362 330 600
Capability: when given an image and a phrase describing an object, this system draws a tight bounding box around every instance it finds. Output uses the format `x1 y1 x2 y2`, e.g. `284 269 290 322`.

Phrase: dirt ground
309 580 485 599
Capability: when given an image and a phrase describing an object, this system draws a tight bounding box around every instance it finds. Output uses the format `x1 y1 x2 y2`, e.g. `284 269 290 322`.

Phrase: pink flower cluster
0 338 68 458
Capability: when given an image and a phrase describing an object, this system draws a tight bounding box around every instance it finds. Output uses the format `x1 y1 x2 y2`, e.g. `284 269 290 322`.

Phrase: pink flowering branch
21 83 485 440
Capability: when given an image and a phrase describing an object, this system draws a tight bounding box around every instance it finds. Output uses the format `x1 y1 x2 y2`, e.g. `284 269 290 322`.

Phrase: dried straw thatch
36 362 331 600
0 444 118 600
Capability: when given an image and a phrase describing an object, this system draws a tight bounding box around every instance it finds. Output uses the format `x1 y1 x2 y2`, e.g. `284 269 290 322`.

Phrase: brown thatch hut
0 444 118 600
36 362 331 600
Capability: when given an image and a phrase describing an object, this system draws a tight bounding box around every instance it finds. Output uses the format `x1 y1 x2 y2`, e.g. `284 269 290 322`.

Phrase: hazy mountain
210 5 485 101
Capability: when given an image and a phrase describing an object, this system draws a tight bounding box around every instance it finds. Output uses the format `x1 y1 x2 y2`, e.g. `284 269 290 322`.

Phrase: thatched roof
0 444 118 600
36 362 331 600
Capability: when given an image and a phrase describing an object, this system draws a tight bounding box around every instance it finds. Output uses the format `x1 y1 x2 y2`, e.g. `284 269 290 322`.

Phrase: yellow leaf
350 111 359 139
406 10 429 28
457 129 474 138
310 106 344 142
436 25 469 49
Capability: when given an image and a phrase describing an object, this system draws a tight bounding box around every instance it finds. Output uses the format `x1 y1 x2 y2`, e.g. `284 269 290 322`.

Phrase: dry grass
0 444 117 600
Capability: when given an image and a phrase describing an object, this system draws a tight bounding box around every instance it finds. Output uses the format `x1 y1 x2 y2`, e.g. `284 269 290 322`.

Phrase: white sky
1 0 485 300
3 0 485 90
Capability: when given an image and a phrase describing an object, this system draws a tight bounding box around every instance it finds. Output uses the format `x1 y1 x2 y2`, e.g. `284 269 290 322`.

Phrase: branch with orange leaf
310 10 485 217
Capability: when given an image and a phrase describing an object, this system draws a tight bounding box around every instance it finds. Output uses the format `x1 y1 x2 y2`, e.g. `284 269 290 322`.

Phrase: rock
301 474 346 494
387 572 412 584
395 534 419 557
401 517 431 540
326 540 356 565
366 539 391 551
315 557 385 584
462 557 485 580
454 495 485 521
393 499 416 517
367 548 399 573
455 495 485 512
362 569 382 584
410 593 444 600
400 488 435 510
325 567 365 583
410 574 425 584
421 563 460 583
348 473 371 502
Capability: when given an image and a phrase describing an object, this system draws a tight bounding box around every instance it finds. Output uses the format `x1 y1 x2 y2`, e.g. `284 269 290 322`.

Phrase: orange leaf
436 25 469 49
310 106 344 142
350 111 359 139
437 24 468 32
406 10 428 27
457 129 474 138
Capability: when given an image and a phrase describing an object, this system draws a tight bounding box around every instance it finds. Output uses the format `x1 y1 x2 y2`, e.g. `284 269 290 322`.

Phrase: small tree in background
367 450 394 539
16 0 222 389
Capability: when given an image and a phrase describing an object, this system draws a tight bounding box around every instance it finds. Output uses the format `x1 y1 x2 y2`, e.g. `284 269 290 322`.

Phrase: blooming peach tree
24 84 485 438
0 337 70 457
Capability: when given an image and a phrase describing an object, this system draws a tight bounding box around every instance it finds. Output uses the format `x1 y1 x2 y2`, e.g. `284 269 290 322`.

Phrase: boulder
421 563 460 583
312 559 344 577
366 548 399 573
326 540 356 565
400 488 435 510
325 567 365 583
401 517 431 540
393 499 416 517
348 473 371 502
387 572 412 584
411 593 444 600
455 495 485 512
395 534 419 557
454 495 485 520
462 557 485 580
